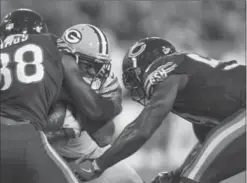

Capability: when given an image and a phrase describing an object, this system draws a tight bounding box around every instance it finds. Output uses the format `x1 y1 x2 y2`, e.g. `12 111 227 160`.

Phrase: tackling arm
61 54 120 121
77 77 123 147
95 75 182 171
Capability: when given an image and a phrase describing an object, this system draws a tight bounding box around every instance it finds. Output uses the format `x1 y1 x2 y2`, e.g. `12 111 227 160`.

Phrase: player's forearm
94 83 123 119
95 110 169 170
95 121 148 170
99 85 123 117
89 119 115 147
62 54 101 120
94 96 121 120
64 71 118 121
96 76 181 171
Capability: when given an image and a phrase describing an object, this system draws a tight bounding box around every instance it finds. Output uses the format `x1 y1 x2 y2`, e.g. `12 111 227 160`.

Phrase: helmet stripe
88 25 108 55
93 26 108 55
102 32 109 55
88 25 102 54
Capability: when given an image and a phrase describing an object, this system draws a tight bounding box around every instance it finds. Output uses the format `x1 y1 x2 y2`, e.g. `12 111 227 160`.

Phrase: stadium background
1 1 246 182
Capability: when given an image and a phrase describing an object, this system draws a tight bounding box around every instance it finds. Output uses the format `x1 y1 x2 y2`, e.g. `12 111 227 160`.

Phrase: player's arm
61 54 120 121
77 78 122 147
88 119 116 147
95 74 182 171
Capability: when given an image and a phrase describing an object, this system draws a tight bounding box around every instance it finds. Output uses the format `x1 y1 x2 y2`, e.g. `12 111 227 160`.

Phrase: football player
46 105 144 183
0 9 120 183
44 24 144 183
75 37 246 183
0 8 79 183
56 24 122 133
46 24 122 144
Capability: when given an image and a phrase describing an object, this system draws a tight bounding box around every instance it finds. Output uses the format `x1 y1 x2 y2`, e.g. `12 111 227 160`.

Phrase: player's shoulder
29 33 59 47
144 52 186 77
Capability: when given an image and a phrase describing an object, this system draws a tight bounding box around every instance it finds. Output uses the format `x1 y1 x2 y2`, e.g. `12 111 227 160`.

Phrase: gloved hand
151 171 180 183
69 159 102 182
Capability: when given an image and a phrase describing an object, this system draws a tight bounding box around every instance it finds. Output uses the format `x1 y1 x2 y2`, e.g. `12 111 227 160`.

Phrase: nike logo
80 167 92 173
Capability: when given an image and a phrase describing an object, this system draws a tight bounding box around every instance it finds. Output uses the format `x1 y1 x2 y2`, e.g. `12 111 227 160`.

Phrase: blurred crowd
1 1 246 182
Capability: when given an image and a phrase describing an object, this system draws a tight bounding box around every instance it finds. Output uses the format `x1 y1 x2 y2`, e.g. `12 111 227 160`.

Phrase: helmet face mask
76 52 111 90
122 37 176 106
122 67 147 105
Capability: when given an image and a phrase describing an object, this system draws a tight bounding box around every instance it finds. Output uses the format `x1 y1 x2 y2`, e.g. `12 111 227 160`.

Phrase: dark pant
181 110 246 183
1 117 79 183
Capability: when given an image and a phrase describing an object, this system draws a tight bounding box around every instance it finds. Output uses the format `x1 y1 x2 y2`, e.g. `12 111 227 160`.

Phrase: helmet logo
128 42 146 58
162 46 171 55
64 29 82 44
35 25 43 33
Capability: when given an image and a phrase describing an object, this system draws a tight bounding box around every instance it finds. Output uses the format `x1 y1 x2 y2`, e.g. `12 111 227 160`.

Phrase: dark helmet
0 8 48 40
122 37 176 105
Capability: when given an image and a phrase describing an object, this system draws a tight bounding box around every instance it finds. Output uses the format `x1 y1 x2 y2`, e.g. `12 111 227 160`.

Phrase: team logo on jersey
64 29 82 44
162 46 171 55
146 62 177 85
144 62 178 97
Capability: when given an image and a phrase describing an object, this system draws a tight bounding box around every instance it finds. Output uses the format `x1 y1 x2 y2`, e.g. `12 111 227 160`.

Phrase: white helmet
60 24 111 90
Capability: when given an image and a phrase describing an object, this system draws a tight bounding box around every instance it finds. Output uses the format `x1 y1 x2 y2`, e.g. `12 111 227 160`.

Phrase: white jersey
53 72 119 159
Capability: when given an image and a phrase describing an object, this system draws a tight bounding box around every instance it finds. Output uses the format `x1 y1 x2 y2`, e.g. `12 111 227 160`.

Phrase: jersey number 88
0 44 44 91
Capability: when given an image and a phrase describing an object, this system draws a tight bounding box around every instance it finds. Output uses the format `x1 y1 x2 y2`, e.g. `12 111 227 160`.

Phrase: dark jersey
146 52 246 127
0 34 63 130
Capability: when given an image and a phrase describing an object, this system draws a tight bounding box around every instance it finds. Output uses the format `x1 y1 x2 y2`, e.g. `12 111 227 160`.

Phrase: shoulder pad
37 33 58 44
145 53 185 76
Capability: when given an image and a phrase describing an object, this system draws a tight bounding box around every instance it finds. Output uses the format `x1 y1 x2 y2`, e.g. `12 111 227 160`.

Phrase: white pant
53 131 143 183
86 161 144 183
52 108 143 183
